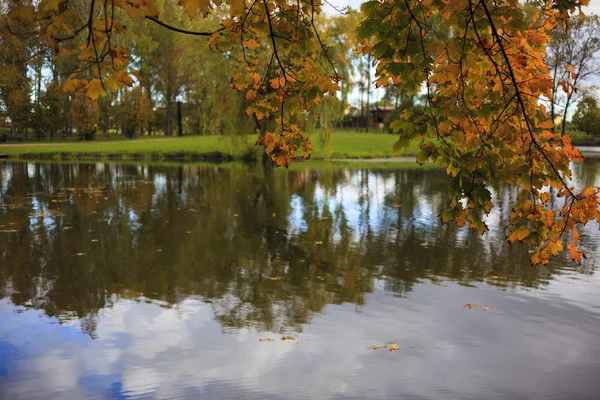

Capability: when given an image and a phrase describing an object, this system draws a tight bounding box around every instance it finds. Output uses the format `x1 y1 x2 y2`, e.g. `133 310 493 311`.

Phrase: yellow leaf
62 79 79 93
106 76 119 92
86 79 106 101
120 75 134 87
507 226 528 244
243 38 260 50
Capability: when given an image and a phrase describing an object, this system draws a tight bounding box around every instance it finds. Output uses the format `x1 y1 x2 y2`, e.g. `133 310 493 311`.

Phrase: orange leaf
567 244 585 264
243 38 260 50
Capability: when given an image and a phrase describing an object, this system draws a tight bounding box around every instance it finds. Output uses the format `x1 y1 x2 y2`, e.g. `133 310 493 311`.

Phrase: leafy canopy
2 0 599 265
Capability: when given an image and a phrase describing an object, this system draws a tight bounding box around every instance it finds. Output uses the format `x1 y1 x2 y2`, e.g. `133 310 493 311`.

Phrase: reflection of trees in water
0 162 596 335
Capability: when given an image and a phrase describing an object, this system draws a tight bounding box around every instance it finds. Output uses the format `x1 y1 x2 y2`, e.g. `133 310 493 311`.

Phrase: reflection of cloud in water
2 280 600 400
2 162 600 398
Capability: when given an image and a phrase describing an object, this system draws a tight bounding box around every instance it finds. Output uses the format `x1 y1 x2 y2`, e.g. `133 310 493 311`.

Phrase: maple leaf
568 244 585 264
86 79 107 101
243 38 260 50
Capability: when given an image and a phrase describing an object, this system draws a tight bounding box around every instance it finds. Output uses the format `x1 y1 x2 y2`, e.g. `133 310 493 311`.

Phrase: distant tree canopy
1 0 599 265
573 96 600 136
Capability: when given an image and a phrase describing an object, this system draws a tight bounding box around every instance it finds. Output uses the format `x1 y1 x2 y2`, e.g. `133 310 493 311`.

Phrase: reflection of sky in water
2 274 600 400
1 161 600 399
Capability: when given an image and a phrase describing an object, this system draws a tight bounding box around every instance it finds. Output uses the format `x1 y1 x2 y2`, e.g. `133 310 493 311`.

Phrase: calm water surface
1 160 600 399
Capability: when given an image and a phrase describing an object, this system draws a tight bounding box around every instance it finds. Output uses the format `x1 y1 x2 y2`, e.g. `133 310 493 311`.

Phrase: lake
1 159 600 399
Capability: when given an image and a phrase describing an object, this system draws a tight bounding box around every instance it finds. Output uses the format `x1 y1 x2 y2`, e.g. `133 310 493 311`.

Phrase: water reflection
1 160 599 399
0 161 598 333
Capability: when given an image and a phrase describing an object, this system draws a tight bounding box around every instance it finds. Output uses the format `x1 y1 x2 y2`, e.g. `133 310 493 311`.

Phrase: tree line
2 1 597 142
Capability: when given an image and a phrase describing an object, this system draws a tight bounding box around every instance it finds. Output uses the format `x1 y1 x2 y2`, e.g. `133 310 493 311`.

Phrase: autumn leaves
4 0 600 265
360 0 599 264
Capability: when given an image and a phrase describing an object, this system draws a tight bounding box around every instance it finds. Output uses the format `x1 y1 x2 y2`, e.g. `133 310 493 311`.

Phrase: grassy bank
0 132 418 161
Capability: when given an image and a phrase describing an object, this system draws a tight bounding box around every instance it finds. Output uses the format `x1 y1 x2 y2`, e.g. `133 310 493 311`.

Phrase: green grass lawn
0 131 418 161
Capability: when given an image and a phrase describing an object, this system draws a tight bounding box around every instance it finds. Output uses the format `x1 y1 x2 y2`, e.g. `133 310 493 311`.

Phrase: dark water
1 160 600 400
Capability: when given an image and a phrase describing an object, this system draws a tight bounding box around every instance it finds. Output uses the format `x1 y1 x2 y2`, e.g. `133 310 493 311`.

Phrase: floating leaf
281 335 295 341
259 338 275 343
388 343 401 352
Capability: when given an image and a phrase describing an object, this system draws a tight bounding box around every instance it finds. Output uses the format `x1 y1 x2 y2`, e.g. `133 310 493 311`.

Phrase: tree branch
145 16 224 36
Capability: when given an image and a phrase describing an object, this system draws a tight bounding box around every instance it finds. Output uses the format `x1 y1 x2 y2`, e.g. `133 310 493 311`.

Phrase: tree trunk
177 101 183 137
366 56 371 133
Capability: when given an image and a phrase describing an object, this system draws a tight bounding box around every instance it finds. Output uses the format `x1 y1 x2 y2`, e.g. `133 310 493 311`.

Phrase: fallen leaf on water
314 241 323 245
104 197 109 200
393 204 401 208
490 275 500 279
51 199 58 203
321 216 329 220
296 341 303 345
420 242 428 246
72 253 85 256
272 213 276 217
150 209 155 212
156 249 163 253
463 304 478 309
11 290 20 294
233 213 239 217
259 338 274 343
281 335 295 341
368 345 384 350
91 239 99 243
186 231 192 234
481 306 490 311
268 277 281 281
388 343 401 352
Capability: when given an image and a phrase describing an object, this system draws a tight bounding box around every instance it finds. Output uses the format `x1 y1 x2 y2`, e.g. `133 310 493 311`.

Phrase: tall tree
572 95 600 136
547 14 600 134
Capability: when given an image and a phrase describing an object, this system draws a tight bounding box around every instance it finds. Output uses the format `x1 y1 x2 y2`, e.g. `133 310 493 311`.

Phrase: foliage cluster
2 0 600 264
